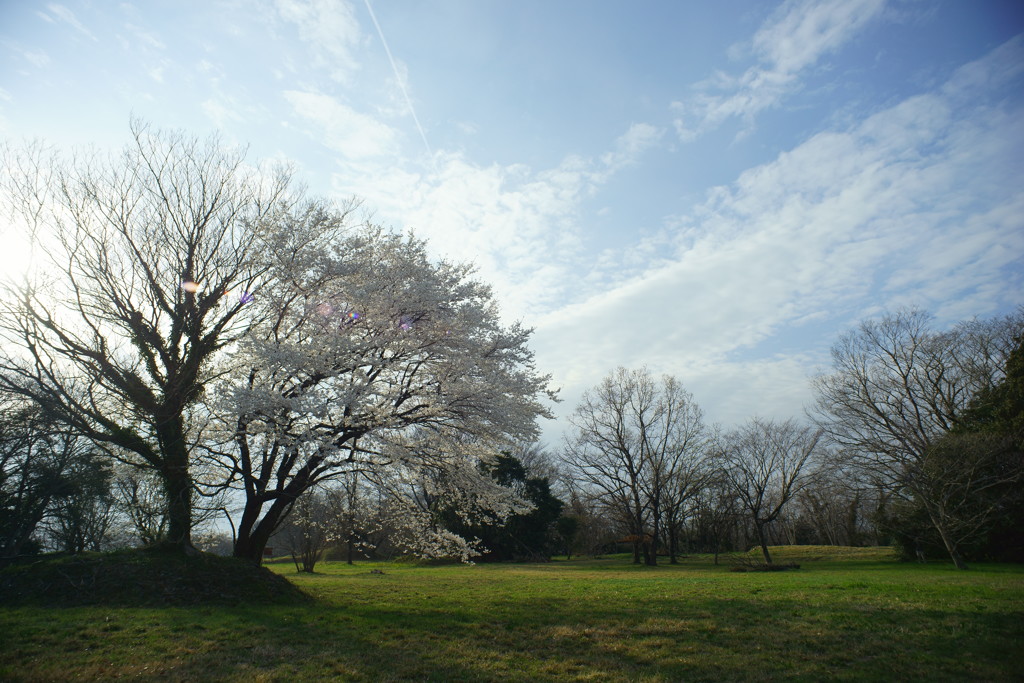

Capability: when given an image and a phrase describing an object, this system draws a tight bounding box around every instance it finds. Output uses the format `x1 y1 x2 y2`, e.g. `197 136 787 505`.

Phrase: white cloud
672 0 887 141
752 0 884 73
297 121 672 329
600 123 664 175
537 36 1024 433
123 23 165 50
284 90 399 159
202 98 246 129
3 41 51 68
275 0 363 84
45 3 98 41
330 152 588 320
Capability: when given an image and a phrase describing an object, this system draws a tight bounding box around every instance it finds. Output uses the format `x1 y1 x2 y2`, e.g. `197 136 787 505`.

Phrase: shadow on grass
5 585 1020 682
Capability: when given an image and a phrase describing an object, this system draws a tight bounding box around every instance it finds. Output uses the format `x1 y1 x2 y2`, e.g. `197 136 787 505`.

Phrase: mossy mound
0 547 311 607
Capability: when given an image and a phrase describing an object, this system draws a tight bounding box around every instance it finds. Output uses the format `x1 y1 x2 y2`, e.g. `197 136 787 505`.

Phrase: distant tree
438 453 563 561
557 475 616 558
794 477 864 547
277 487 334 573
658 422 713 564
811 308 1023 569
690 472 741 564
325 470 370 565
111 467 168 546
564 368 707 565
513 442 564 491
554 514 580 559
717 418 821 566
192 530 234 556
43 457 117 553
0 396 91 562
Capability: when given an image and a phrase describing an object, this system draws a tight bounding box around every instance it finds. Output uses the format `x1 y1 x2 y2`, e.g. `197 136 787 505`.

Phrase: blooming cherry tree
206 206 556 562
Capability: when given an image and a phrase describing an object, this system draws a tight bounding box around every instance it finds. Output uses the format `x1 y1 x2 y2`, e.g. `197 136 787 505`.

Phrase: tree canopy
0 123 556 561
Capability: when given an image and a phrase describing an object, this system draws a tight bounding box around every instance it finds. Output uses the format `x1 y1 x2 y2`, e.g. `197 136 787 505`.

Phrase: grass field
2 546 1022 681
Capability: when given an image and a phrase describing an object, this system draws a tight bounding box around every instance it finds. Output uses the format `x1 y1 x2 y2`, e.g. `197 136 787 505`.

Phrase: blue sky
2 0 1023 443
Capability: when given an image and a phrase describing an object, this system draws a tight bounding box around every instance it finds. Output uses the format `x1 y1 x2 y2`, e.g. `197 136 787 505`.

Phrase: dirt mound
0 548 311 607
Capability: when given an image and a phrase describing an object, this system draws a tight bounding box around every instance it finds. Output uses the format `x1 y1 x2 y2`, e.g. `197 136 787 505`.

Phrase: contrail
363 0 435 166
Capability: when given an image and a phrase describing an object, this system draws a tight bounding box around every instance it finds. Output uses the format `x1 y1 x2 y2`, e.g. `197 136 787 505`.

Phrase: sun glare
0 224 38 283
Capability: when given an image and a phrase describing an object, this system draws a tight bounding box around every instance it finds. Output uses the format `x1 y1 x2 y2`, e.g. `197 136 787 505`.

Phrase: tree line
1 124 1020 571
558 309 1023 570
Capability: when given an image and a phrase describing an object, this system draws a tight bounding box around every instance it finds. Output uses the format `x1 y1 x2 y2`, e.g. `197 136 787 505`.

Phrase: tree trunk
642 541 654 566
928 509 969 570
160 458 196 555
233 454 317 564
647 514 660 566
156 416 197 555
233 516 276 565
756 523 773 565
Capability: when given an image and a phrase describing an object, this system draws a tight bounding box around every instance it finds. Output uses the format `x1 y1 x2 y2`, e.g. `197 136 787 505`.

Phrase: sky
2 0 1023 446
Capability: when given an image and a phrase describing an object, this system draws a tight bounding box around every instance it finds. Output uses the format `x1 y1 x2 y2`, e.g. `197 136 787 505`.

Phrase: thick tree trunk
233 453 317 564
233 517 276 565
233 483 306 564
162 480 196 553
154 415 197 555
233 508 284 564
642 542 654 566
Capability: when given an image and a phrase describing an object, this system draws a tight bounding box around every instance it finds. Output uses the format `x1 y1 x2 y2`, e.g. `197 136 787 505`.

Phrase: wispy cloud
275 0 363 84
536 35 1024 429
123 22 165 50
309 120 664 323
672 0 887 141
202 97 246 129
2 41 51 68
284 90 399 159
362 0 432 163
45 3 98 41
600 123 664 176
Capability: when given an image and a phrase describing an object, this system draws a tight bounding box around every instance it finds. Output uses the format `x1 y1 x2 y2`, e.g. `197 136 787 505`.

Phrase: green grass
2 546 1023 681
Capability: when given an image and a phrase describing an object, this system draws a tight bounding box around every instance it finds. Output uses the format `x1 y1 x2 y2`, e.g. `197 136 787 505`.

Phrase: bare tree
276 486 335 573
564 368 707 565
690 471 742 564
810 308 1023 569
653 393 712 564
557 473 616 558
111 467 168 546
0 122 297 553
717 418 821 566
